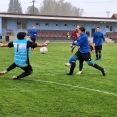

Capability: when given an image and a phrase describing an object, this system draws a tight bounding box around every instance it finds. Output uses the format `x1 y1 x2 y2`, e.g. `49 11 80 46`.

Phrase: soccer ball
40 47 48 54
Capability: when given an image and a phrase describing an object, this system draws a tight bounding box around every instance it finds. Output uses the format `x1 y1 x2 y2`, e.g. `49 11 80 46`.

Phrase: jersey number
17 44 19 52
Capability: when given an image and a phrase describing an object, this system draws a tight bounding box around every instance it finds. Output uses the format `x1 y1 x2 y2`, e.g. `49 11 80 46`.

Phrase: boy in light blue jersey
93 27 106 61
0 32 49 79
65 27 106 76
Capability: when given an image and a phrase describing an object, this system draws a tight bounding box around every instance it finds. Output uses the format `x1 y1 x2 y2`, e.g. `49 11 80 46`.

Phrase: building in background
0 13 117 41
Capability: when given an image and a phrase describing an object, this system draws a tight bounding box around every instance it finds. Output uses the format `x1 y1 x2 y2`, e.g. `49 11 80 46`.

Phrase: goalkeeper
0 32 49 79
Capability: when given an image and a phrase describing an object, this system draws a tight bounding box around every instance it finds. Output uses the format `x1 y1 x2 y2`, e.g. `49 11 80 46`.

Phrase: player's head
78 27 85 35
32 25 36 29
96 27 100 32
17 32 26 40
76 25 80 31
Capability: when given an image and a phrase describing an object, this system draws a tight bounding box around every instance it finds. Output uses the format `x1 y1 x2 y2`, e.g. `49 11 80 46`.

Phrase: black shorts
95 45 102 51
31 38 36 43
75 51 91 61
20 64 33 73
6 63 33 73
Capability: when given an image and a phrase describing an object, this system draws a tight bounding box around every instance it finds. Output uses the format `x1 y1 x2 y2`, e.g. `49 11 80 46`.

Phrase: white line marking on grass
29 79 117 96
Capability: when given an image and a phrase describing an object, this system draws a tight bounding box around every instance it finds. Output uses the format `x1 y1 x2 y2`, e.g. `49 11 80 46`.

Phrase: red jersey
72 30 78 41
89 43 94 51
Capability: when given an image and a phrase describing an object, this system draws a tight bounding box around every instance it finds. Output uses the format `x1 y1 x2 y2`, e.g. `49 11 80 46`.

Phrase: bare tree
26 6 39 14
39 0 84 16
7 0 23 14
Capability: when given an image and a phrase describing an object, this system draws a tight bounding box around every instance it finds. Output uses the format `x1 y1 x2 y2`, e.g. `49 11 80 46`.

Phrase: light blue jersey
13 39 30 67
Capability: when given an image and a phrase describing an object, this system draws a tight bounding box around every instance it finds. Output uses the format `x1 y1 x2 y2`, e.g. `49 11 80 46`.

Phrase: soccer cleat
66 73 73 75
101 69 106 76
0 71 7 76
98 59 101 61
12 76 18 80
95 58 98 61
65 63 71 67
76 71 82 74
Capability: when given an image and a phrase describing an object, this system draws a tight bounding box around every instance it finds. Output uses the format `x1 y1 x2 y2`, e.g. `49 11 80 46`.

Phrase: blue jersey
13 39 30 67
29 29 38 38
93 32 106 46
72 34 90 53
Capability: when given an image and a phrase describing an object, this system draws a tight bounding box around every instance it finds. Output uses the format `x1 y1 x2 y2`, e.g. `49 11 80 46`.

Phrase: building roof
111 14 117 19
0 13 117 22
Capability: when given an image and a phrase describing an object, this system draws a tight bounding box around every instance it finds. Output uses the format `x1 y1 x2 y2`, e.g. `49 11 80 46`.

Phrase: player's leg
66 61 76 75
65 55 78 75
0 63 17 76
65 51 79 75
76 59 84 74
12 65 33 79
95 50 98 60
95 46 99 60
31 38 36 50
83 53 106 76
87 61 106 76
98 50 101 60
98 45 102 60
65 55 78 67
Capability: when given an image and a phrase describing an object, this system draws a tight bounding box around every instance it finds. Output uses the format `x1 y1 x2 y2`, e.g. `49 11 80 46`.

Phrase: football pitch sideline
0 43 117 117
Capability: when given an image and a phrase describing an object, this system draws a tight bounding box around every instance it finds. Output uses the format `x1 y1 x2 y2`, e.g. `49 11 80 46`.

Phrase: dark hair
96 26 100 29
17 32 26 40
79 27 85 32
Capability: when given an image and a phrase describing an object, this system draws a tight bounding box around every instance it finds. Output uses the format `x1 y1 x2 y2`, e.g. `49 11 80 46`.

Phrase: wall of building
0 17 2 35
2 17 117 37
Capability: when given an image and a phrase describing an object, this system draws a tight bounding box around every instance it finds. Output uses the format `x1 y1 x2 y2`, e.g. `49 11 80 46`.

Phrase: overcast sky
0 0 117 18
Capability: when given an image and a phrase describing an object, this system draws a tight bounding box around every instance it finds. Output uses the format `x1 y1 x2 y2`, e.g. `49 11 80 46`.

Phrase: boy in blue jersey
29 25 38 50
93 27 106 61
0 32 49 79
65 27 106 76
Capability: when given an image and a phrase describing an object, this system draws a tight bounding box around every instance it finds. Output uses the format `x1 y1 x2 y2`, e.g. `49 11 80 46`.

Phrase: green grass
0 43 117 117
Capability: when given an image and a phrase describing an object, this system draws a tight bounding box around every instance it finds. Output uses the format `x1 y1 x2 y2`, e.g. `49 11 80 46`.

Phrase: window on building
106 25 113 32
2 21 7 29
36 22 40 26
81 24 85 27
56 23 59 27
64 23 68 27
73 24 77 27
17 22 26 30
45 23 49 27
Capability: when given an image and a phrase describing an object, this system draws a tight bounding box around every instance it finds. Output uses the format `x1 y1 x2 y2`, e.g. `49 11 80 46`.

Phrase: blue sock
79 64 83 71
69 55 78 64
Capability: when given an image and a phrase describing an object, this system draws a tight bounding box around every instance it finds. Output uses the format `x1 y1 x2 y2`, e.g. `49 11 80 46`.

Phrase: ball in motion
40 47 48 54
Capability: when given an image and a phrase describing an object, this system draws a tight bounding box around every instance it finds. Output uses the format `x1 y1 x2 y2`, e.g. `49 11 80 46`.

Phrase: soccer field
0 43 117 117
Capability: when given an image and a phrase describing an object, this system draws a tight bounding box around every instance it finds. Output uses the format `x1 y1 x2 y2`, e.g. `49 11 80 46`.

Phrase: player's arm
35 30 38 36
28 40 49 48
29 30 31 38
0 43 8 47
101 33 106 45
92 33 95 46
89 43 94 53
0 42 13 47
72 37 85 46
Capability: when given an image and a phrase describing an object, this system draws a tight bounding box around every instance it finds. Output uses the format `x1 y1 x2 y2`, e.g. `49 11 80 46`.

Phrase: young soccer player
29 25 38 50
65 27 106 76
67 41 94 75
71 26 80 53
0 32 49 79
93 27 106 61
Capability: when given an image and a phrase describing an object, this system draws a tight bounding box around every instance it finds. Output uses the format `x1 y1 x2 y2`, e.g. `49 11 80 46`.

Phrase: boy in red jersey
71 26 80 53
